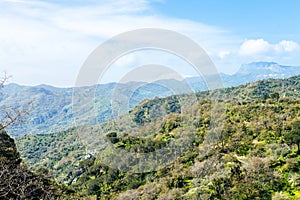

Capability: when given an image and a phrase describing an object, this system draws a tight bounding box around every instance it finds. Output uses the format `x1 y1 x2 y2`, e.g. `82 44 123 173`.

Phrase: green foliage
14 75 300 199
270 92 280 100
0 128 19 163
285 120 300 154
0 128 78 199
106 131 119 144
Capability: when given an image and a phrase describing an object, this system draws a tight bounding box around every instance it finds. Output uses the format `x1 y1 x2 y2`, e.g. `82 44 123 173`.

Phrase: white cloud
236 38 300 70
275 40 299 53
239 39 271 56
239 39 299 56
0 0 236 86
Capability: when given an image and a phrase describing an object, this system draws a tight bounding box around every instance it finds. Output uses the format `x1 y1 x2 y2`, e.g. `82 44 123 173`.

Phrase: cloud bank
0 0 299 86
239 39 299 56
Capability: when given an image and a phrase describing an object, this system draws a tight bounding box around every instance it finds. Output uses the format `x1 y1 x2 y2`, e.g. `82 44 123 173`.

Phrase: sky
0 0 300 87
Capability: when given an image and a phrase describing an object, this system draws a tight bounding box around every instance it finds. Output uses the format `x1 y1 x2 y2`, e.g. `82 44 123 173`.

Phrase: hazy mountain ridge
2 82 172 136
2 61 300 136
221 62 300 86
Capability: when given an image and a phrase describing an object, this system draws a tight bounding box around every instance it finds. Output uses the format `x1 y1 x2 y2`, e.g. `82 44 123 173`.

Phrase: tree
285 121 300 154
0 74 69 199
270 92 280 101
0 72 31 131
0 128 74 199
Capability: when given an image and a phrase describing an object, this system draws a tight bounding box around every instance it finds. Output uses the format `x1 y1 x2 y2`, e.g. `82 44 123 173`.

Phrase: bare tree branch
0 72 32 131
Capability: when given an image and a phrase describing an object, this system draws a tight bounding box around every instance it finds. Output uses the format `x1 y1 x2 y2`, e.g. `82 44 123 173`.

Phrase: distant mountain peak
239 62 280 72
237 61 299 76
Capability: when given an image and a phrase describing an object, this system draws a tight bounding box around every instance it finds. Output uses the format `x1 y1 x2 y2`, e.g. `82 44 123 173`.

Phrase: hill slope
0 127 80 199
16 75 300 199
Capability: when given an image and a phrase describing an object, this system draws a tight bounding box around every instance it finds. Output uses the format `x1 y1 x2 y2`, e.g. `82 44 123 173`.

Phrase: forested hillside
16 75 300 199
0 127 81 199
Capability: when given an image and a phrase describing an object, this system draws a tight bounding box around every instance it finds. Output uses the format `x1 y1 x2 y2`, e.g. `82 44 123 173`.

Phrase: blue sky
155 0 300 42
0 0 299 86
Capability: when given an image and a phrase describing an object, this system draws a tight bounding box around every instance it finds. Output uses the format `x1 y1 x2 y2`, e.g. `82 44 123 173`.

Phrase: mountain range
2 61 300 137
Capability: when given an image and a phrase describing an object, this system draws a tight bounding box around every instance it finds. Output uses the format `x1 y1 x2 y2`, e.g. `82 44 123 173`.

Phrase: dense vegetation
0 127 83 199
15 75 300 199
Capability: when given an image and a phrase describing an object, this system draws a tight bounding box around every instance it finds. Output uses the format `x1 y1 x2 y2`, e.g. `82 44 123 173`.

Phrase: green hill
16 75 300 199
